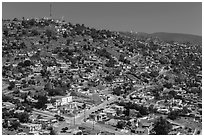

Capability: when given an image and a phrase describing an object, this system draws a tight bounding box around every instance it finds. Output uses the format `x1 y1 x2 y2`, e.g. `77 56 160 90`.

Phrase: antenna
50 4 52 17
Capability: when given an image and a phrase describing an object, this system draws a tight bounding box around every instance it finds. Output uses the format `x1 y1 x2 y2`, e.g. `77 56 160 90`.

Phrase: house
105 119 118 126
111 104 125 111
55 95 73 107
45 103 55 110
21 123 42 134
157 108 169 114
29 114 39 123
172 106 182 111
90 112 109 122
138 118 153 127
7 118 20 127
129 109 139 117
134 127 148 135
2 102 16 110
129 118 138 127
58 102 79 114
103 108 116 117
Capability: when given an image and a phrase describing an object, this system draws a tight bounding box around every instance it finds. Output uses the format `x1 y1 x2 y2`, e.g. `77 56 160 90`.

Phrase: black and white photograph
2 1 202 135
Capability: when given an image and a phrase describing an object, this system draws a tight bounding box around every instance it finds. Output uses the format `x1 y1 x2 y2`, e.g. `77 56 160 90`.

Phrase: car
78 126 85 130
59 116 65 121
60 130 66 133
62 127 68 130
76 132 82 135
18 128 23 132
54 114 60 118
17 132 27 135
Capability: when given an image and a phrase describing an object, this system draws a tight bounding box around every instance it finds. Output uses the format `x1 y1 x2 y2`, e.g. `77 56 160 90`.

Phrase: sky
2 2 202 36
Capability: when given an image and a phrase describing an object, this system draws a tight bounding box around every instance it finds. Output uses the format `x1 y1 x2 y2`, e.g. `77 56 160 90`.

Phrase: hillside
150 32 202 45
120 31 202 46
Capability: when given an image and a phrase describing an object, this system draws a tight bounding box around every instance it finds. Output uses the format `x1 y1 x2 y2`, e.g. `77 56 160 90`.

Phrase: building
134 128 148 135
55 95 73 107
103 108 117 117
105 119 118 126
89 113 109 122
2 102 16 110
21 123 42 134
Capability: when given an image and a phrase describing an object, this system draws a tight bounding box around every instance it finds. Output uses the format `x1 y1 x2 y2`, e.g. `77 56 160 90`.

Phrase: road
73 95 118 124
33 95 120 134
32 85 153 135
166 119 185 128
81 121 128 135
33 109 56 117
57 95 119 134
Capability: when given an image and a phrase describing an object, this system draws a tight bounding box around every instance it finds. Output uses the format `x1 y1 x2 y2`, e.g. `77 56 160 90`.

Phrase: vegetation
152 117 172 135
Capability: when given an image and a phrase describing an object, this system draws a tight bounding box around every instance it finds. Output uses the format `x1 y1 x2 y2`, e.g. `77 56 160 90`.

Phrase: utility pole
84 108 85 122
83 103 86 122
92 119 94 130
74 115 75 126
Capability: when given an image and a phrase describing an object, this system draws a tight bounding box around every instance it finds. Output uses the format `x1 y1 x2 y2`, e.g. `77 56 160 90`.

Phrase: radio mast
50 4 52 17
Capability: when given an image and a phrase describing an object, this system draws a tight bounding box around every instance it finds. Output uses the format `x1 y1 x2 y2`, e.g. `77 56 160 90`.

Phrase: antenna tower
50 4 52 17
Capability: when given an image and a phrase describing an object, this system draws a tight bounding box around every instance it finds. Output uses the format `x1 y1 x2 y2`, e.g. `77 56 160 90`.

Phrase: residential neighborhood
2 3 202 135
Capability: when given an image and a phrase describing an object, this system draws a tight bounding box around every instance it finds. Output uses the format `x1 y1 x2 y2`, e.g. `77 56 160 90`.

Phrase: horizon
2 2 202 36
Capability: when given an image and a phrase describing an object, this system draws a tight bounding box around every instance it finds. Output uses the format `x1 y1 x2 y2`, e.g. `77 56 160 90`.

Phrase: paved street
33 86 152 134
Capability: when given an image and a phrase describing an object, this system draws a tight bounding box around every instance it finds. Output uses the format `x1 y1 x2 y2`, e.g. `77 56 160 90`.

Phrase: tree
116 121 126 129
148 104 156 113
47 88 66 96
28 18 36 26
123 108 130 117
139 106 149 115
49 127 56 135
17 62 25 67
10 120 20 130
104 75 114 82
63 31 68 38
112 86 123 96
35 95 48 109
168 90 177 98
19 42 27 49
168 110 179 120
45 29 54 38
149 71 159 78
163 82 173 89
24 60 32 66
30 29 39 36
3 26 9 36
66 39 72 46
3 119 8 128
82 103 86 109
8 81 15 90
152 117 172 135
14 112 29 123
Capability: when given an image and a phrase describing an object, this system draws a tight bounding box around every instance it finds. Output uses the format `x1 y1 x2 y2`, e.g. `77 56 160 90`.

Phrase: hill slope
150 32 202 45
